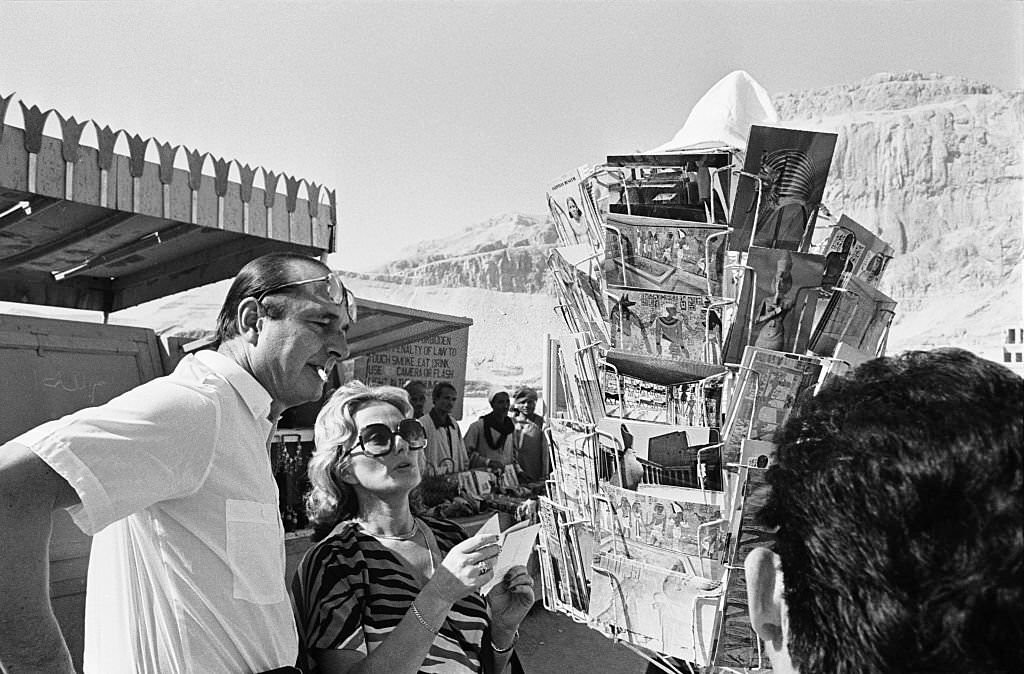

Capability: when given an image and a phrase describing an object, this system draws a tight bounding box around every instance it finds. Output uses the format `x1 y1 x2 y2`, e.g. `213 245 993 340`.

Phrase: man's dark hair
432 381 457 400
762 348 1023 672
215 253 330 342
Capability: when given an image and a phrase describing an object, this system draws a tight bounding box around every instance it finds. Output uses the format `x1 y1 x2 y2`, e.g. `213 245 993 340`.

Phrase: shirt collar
429 408 454 428
194 350 274 422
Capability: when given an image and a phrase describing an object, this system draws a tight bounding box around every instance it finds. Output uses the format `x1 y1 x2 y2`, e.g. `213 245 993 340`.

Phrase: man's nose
327 325 351 361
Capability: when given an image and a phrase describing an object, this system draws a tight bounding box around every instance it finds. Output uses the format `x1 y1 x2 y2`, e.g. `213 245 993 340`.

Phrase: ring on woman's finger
476 561 491 575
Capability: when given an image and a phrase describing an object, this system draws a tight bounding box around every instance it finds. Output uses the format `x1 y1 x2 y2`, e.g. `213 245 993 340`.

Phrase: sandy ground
517 607 651 674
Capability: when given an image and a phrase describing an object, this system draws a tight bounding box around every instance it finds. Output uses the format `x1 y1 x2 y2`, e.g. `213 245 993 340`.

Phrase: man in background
511 386 549 483
419 381 469 474
402 379 427 419
0 253 353 673
464 389 516 471
745 348 1022 673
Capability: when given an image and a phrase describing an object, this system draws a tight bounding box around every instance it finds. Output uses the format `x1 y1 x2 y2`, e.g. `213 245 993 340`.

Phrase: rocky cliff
371 213 559 293
774 72 1022 356
366 72 1022 367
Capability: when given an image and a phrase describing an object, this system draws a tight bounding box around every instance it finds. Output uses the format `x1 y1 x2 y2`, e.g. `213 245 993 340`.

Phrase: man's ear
744 546 785 646
236 297 262 345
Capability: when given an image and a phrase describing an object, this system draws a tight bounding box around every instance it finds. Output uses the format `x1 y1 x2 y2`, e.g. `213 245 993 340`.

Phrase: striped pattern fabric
293 517 489 673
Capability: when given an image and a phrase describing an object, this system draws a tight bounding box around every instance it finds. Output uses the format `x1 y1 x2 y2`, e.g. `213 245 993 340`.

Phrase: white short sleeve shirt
15 350 297 673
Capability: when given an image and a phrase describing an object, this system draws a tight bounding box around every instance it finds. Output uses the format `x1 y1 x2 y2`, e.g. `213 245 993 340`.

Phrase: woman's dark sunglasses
352 419 428 457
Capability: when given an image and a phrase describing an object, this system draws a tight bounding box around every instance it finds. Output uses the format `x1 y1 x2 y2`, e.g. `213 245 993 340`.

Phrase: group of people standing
1 252 1020 674
402 381 550 485
0 254 537 674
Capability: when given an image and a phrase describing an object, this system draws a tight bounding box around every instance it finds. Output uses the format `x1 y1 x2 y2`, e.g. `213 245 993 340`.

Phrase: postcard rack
542 125 899 672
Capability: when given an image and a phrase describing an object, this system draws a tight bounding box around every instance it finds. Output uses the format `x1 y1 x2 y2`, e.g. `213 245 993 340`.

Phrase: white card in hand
481 523 541 595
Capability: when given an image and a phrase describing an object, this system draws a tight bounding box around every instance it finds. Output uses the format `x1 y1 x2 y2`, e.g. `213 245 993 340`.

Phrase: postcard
820 214 895 288
596 482 724 560
729 125 838 252
809 272 897 357
537 497 590 614
723 246 825 364
816 341 878 392
480 522 542 595
548 333 604 426
720 347 823 466
713 467 774 669
588 550 721 666
546 419 599 523
548 246 607 343
603 371 672 423
676 378 723 429
607 289 720 364
604 212 726 296
605 152 733 226
548 165 603 249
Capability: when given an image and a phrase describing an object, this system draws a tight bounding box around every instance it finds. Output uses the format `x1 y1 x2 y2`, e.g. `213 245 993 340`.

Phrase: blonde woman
294 382 533 673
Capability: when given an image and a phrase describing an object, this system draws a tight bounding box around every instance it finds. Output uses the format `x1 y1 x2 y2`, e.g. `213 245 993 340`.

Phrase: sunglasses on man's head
350 418 428 457
256 271 357 321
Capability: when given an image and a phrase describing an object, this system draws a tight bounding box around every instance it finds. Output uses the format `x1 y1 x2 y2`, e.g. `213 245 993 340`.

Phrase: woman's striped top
293 516 489 673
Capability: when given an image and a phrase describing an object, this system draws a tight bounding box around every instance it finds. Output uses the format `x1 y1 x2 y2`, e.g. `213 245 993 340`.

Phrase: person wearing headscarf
463 389 516 471
511 387 549 483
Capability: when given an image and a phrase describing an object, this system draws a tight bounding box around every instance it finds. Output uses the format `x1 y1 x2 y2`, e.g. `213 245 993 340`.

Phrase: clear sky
1 0 1020 271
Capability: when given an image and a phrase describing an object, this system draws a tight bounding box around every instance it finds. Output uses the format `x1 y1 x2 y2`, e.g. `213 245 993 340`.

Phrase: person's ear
744 546 785 646
335 459 359 486
236 297 262 345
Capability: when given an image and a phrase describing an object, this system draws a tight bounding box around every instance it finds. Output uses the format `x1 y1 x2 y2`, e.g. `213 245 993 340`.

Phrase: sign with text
354 327 470 420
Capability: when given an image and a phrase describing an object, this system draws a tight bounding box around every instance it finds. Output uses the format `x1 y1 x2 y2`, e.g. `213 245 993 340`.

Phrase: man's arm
0 442 80 673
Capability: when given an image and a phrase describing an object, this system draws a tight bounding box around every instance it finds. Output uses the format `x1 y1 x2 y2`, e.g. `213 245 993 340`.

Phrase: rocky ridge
364 72 1022 367
369 213 559 293
773 72 1022 355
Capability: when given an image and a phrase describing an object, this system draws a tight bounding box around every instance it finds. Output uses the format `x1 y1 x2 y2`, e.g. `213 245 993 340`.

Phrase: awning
347 298 473 358
96 275 473 360
0 92 336 313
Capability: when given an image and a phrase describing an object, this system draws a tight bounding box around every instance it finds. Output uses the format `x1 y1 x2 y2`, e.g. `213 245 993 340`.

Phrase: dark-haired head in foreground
746 348 1023 674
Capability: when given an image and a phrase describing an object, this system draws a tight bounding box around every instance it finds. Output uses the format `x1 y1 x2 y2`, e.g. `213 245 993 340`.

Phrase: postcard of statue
728 125 838 252
723 246 825 364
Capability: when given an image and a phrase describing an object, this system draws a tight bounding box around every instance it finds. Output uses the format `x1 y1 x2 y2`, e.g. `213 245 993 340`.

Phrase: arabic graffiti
40 371 108 404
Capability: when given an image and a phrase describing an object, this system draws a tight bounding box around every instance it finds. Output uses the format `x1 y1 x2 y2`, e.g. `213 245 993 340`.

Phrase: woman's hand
427 533 501 603
486 565 534 633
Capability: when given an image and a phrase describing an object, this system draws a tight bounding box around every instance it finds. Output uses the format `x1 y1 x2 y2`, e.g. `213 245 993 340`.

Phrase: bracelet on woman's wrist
490 629 519 654
410 602 440 636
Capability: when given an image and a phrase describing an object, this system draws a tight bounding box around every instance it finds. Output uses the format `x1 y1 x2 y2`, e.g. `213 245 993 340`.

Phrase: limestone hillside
361 72 1023 375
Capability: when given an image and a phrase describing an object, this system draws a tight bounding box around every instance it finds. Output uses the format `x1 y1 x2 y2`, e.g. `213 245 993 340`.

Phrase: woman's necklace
362 520 436 578
357 518 418 541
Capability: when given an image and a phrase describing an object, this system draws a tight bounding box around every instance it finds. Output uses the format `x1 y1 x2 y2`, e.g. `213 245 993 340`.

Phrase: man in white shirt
418 382 469 474
0 253 352 673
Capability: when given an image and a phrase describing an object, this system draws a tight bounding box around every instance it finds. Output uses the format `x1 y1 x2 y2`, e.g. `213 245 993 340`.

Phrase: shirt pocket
225 499 285 604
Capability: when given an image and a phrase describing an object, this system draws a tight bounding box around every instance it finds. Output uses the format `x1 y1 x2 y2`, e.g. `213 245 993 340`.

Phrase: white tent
647 70 779 157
